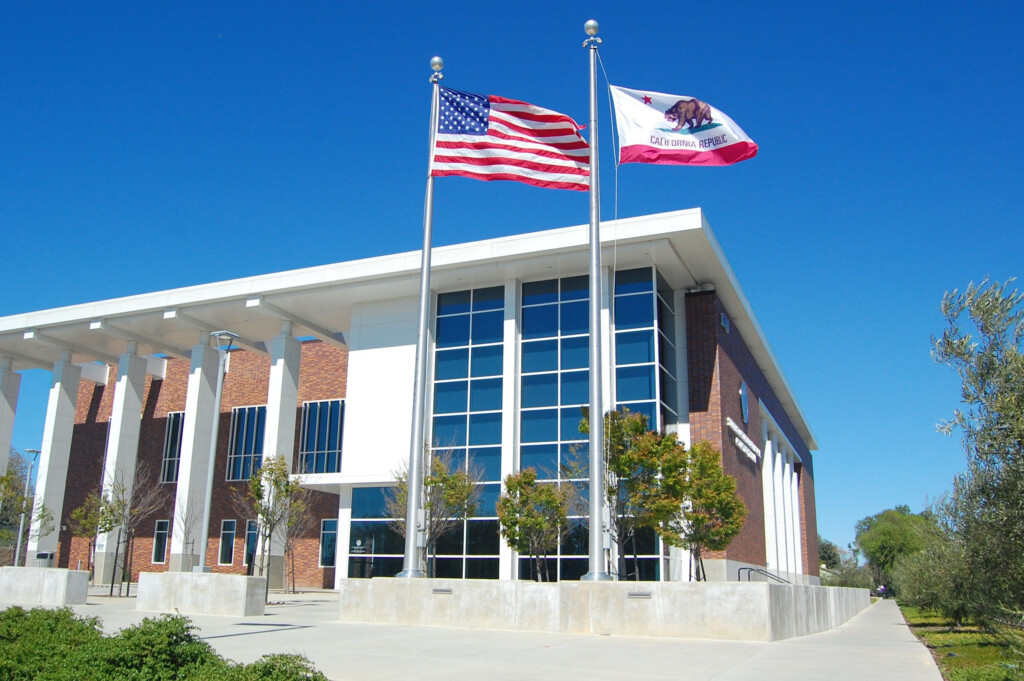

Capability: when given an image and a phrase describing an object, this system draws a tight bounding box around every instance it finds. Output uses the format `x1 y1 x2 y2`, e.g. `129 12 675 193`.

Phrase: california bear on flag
610 85 757 166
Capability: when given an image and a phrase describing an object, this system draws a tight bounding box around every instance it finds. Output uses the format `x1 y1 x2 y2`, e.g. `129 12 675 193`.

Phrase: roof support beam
0 346 53 371
23 328 120 366
162 308 268 357
245 296 347 349
89 319 191 361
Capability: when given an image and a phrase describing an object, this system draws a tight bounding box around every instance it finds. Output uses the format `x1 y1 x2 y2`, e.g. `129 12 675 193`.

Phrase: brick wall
58 340 346 588
685 291 819 575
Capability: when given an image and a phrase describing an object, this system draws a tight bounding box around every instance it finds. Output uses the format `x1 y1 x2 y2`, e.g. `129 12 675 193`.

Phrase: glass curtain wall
431 286 504 579
612 266 678 581
519 276 590 581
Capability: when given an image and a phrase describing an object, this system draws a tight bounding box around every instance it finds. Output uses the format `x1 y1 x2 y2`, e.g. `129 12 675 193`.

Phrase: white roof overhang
0 208 817 450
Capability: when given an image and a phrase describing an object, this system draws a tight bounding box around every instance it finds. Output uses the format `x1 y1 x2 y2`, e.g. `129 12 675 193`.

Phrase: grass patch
900 604 1023 681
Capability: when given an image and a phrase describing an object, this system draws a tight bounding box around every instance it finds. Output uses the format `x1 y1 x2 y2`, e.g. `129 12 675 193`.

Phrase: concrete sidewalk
3 592 941 681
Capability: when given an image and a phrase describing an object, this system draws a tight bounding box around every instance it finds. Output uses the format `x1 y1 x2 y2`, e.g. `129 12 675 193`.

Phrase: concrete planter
338 579 870 641
0 567 89 606
136 572 266 617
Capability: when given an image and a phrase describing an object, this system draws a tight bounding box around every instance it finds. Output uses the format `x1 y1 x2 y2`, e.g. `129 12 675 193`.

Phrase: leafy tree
933 278 1024 620
385 449 479 578
890 517 971 623
68 492 116 577
232 457 308 600
854 506 936 590
496 468 570 582
661 441 747 581
580 409 689 580
820 546 874 589
817 535 842 570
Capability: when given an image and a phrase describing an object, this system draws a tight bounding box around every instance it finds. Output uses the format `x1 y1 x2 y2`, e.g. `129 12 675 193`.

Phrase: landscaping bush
0 607 327 681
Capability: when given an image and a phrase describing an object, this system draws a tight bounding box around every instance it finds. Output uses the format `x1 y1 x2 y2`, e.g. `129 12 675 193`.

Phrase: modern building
0 208 819 588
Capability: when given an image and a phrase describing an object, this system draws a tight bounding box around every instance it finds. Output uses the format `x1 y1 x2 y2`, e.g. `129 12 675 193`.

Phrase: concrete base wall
338 579 869 641
136 572 266 617
0 567 89 605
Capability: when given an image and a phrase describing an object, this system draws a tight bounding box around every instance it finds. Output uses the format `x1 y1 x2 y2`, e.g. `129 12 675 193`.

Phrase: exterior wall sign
726 416 761 462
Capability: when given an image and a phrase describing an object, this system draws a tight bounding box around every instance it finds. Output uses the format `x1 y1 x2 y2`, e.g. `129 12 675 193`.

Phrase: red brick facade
58 340 346 588
686 291 819 577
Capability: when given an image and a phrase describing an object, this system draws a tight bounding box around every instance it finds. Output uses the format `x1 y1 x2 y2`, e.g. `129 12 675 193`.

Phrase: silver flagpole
581 20 612 582
398 56 444 578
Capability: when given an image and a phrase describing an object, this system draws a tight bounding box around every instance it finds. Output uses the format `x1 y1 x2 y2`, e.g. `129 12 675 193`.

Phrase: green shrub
0 607 104 681
0 607 327 681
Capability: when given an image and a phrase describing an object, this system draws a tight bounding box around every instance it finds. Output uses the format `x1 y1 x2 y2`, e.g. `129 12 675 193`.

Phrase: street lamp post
14 448 41 567
195 331 237 572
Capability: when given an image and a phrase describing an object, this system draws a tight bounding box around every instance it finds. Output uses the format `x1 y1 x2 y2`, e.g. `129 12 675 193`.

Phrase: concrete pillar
761 429 778 571
772 437 789 575
0 358 20 475
27 353 81 557
168 344 220 572
499 279 519 580
255 323 301 589
789 457 803 575
94 346 147 585
334 486 353 589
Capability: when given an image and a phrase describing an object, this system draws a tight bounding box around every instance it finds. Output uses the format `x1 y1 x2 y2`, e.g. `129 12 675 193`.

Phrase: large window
320 519 338 568
348 487 403 578
299 400 344 474
612 266 675 581
161 412 184 483
152 519 170 564
244 520 258 568
519 276 591 581
227 406 266 481
431 286 504 579
219 519 236 565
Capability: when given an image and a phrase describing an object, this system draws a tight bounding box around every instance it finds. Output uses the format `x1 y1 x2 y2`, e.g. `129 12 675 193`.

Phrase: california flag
610 85 757 166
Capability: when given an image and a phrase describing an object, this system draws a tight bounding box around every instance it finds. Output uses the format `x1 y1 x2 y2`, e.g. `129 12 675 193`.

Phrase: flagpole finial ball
584 20 599 36
430 56 444 72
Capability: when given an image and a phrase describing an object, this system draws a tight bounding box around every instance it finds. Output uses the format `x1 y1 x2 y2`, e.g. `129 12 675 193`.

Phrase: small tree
817 535 842 570
385 449 479 577
496 468 570 582
283 486 318 593
105 464 165 596
661 441 746 581
580 409 690 580
232 456 308 600
173 498 202 570
68 492 115 577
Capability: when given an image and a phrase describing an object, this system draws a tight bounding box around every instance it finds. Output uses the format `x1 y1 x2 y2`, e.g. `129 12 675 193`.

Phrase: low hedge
0 606 327 681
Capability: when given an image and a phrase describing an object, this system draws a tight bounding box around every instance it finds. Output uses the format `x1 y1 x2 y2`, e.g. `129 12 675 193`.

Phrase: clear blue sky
2 2 1020 552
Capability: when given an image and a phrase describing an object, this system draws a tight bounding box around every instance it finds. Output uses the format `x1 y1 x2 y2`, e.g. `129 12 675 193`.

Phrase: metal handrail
737 567 791 584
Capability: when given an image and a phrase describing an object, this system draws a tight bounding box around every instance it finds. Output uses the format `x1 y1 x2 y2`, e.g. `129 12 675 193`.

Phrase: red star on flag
643 95 652 104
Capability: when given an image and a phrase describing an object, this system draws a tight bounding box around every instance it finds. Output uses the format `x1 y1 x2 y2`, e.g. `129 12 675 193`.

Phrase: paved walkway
3 591 941 681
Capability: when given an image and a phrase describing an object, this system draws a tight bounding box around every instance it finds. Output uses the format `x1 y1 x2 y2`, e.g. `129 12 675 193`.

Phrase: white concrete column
334 485 353 588
782 451 796 578
27 352 81 558
772 437 789 575
94 346 148 583
499 279 519 580
761 428 778 571
256 322 301 588
0 357 21 475
789 457 802 575
168 343 220 571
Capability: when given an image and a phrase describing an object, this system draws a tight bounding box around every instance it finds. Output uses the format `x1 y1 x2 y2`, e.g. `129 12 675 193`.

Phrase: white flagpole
581 20 612 582
398 56 444 578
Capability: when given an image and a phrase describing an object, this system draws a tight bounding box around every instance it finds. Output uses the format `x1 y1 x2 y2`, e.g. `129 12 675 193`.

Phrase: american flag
431 87 590 191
